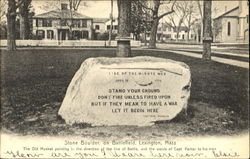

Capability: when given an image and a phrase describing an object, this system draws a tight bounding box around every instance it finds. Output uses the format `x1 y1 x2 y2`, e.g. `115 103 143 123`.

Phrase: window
36 30 45 39
107 25 117 30
227 22 231 36
61 3 68 10
60 19 67 26
247 15 249 24
95 25 100 30
82 20 87 27
168 27 171 32
47 30 54 39
42 19 52 27
37 19 43 27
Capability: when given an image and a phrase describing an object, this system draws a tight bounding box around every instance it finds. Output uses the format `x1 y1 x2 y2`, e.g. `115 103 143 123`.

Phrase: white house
105 18 119 34
93 18 118 34
93 18 109 33
213 1 249 43
157 23 196 41
32 4 93 40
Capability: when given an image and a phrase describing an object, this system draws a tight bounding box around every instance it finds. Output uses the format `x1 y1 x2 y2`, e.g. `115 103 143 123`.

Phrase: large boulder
58 56 191 126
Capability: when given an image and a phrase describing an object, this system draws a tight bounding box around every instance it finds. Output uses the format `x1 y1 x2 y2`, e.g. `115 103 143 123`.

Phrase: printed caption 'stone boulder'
58 56 191 126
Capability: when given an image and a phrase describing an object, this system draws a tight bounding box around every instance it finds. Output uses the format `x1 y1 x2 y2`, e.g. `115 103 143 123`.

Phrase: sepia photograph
0 0 249 158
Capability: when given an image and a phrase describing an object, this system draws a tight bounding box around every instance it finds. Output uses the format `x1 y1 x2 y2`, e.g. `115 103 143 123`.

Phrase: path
137 44 249 69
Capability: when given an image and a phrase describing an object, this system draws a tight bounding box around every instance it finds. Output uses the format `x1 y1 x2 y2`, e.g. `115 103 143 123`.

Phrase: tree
116 0 132 57
7 0 17 50
19 0 32 39
184 1 199 41
0 0 7 19
6 0 26 51
130 0 151 41
69 0 82 11
0 21 7 39
166 1 190 42
202 0 212 60
108 0 113 46
0 0 7 39
196 0 203 43
143 0 176 48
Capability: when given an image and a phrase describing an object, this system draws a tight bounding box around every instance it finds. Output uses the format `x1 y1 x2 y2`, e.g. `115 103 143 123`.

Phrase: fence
0 40 141 47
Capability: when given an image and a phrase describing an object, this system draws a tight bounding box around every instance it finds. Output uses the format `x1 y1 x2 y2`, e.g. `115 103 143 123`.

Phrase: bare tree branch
167 13 176 28
197 0 203 19
75 0 81 10
16 0 25 9
158 10 174 19
138 1 155 13
69 0 83 11
0 0 7 18
157 0 176 19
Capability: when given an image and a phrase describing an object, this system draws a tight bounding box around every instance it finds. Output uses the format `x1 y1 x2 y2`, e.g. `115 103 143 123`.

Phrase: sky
30 0 239 18
31 0 118 18
0 0 240 20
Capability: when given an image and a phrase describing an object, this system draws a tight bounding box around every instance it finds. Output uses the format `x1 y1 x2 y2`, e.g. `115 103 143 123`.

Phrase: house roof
214 6 239 20
93 18 109 23
33 9 92 19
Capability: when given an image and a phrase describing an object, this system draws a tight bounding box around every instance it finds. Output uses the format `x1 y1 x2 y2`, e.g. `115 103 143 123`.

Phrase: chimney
61 3 68 10
225 6 227 12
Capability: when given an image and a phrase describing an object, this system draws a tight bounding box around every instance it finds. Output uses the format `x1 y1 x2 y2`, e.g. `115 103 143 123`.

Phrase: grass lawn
0 48 249 138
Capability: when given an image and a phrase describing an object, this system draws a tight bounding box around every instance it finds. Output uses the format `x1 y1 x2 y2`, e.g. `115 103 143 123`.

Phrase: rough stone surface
58 56 191 126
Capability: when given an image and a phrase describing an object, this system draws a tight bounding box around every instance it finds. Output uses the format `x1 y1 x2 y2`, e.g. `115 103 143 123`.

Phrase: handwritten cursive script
212 150 240 158
5 150 43 158
4 149 240 158
101 149 145 158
